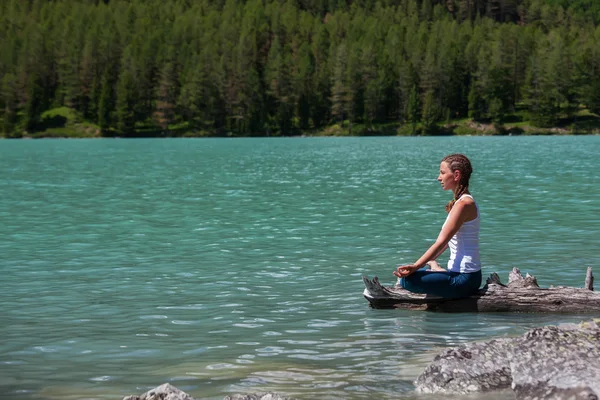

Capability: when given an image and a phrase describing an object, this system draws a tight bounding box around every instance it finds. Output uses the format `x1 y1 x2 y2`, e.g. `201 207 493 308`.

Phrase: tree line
1 0 600 137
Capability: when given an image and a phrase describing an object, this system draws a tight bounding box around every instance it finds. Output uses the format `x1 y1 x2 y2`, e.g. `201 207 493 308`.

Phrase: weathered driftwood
363 267 600 312
586 266 594 291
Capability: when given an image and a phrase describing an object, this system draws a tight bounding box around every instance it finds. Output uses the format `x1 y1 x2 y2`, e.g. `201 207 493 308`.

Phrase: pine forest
2 0 600 137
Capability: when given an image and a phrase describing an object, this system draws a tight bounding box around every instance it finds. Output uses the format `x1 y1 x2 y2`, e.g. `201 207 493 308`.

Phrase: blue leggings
400 268 482 298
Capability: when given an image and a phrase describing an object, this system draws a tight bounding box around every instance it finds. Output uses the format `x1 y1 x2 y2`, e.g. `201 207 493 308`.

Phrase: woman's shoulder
455 194 478 220
453 197 475 211
459 195 476 205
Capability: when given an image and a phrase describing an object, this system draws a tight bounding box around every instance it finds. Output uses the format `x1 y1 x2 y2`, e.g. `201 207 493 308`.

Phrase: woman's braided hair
442 153 473 213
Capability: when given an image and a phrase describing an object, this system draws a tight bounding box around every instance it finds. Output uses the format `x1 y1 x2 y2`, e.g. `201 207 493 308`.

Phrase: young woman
393 153 481 298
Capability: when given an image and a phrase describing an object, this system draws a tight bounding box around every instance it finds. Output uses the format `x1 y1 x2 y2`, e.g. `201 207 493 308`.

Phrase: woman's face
438 161 458 191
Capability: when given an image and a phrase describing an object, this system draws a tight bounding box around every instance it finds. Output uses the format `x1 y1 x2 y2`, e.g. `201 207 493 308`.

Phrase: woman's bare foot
428 260 446 271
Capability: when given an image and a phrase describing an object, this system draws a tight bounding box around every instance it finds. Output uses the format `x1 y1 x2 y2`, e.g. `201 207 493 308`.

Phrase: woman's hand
393 264 420 278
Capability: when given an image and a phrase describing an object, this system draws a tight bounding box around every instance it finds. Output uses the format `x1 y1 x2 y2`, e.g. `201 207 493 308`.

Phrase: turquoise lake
1 136 599 400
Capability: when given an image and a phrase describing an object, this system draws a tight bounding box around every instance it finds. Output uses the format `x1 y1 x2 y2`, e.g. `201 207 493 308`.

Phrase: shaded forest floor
5 106 600 139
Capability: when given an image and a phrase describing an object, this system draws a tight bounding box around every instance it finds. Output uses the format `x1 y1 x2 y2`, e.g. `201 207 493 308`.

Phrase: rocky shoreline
123 320 600 400
415 319 600 399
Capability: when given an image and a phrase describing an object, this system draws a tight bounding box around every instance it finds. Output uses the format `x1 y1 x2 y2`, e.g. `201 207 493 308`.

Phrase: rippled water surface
1 137 599 400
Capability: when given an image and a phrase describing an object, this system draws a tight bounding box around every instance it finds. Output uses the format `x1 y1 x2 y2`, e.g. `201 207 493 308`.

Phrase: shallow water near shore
1 136 599 400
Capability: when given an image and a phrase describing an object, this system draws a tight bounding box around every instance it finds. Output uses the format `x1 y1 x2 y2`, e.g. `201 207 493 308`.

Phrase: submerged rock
122 383 294 400
123 383 194 400
223 394 294 400
415 320 600 399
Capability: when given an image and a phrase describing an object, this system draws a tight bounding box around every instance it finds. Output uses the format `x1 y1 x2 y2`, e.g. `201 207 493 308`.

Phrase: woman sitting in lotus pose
393 153 481 298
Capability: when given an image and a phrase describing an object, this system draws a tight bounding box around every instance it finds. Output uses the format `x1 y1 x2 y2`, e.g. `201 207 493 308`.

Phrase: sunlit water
1 136 599 400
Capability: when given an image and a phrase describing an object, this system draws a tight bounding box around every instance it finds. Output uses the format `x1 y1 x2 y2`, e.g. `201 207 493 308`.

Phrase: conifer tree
97 70 114 134
406 84 420 134
420 33 441 129
296 42 314 130
57 16 83 111
265 36 295 135
1 73 19 137
421 89 439 133
153 61 179 133
115 50 138 136
524 30 571 126
310 23 331 128
23 72 44 132
574 26 600 114
177 54 206 130
330 42 351 129
80 31 101 120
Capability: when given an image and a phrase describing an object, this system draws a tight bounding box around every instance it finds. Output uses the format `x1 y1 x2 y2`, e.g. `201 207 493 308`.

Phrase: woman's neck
453 189 470 199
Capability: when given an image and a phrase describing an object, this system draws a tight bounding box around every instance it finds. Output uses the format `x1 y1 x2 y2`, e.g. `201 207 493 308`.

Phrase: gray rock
415 338 515 394
123 384 295 400
123 383 195 400
223 394 294 400
510 325 600 400
415 321 600 399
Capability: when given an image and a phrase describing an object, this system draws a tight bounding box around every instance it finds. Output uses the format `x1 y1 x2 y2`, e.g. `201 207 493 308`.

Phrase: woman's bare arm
394 201 474 278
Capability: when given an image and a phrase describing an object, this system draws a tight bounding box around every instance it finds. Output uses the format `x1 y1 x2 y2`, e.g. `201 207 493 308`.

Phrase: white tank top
444 194 481 273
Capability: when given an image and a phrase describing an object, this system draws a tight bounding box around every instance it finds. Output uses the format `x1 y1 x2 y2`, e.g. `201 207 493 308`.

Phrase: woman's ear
454 170 461 182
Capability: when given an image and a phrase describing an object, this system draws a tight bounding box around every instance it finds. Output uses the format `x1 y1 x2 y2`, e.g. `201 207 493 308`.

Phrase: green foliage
397 123 422 136
2 0 600 138
41 107 78 121
453 124 479 136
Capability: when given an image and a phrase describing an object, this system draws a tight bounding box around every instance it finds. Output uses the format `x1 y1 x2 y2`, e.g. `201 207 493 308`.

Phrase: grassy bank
3 107 600 139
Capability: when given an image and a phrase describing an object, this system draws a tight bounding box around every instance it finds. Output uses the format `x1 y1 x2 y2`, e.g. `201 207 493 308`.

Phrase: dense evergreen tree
1 73 19 136
330 41 352 129
115 49 137 135
97 69 114 133
23 72 45 132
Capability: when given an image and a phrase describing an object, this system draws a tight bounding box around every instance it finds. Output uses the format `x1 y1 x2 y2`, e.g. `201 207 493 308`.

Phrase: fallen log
362 267 600 312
